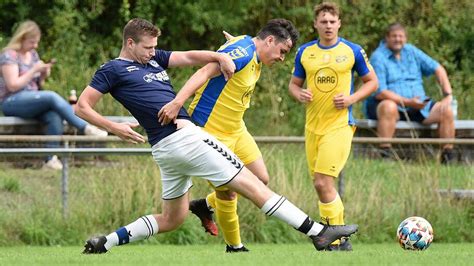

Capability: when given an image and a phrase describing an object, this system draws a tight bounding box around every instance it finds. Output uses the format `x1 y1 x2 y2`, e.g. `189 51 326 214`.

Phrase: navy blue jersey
90 49 191 146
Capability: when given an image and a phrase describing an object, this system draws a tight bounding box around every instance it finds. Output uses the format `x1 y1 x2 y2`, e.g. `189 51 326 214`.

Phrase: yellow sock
206 192 217 210
337 203 345 225
215 197 241 246
318 194 345 245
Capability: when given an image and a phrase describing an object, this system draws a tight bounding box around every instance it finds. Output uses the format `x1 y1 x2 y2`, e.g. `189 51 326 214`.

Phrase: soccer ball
397 216 434 251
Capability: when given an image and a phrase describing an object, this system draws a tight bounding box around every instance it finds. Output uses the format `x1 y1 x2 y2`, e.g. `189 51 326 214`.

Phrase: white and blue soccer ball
397 216 434 251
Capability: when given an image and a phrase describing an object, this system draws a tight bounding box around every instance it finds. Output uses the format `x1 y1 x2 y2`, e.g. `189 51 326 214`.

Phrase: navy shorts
366 100 435 123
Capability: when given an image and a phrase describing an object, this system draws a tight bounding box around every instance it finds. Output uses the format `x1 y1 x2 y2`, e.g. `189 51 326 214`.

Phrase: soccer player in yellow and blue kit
288 2 378 251
158 19 299 252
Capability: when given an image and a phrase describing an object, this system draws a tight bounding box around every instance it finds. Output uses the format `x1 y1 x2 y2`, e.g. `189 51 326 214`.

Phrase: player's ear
126 38 134 48
266 35 274 46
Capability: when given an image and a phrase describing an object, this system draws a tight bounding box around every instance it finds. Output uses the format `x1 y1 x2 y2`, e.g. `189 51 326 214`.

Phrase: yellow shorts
204 127 262 191
305 125 355 178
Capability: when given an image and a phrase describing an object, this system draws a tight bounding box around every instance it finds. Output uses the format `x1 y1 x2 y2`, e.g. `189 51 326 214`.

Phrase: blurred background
1 0 472 135
0 0 472 246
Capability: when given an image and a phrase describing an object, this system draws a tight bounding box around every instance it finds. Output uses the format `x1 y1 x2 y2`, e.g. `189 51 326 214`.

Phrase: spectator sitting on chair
0 20 107 170
364 22 455 163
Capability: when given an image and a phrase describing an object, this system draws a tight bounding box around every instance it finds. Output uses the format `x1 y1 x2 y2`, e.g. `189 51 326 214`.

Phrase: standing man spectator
288 2 378 251
364 22 455 163
158 19 299 252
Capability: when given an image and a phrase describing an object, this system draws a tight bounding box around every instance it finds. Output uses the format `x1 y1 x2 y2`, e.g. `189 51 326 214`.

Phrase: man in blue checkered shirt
364 22 455 163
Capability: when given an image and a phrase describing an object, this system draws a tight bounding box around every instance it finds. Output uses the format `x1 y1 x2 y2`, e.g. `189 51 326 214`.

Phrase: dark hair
123 18 161 45
256 19 299 48
385 22 406 36
314 2 340 18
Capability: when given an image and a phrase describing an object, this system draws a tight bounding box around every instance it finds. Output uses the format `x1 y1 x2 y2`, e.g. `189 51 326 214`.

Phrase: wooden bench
0 116 139 152
354 119 474 138
0 116 138 135
1 116 472 161
353 119 474 162
0 115 140 166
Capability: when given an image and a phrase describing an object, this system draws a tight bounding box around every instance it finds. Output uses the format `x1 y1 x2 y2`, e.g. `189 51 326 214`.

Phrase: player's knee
313 176 333 194
313 180 327 193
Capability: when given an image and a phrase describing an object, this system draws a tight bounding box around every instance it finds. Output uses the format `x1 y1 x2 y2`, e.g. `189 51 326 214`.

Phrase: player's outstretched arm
158 63 221 125
76 86 145 144
168 51 235 81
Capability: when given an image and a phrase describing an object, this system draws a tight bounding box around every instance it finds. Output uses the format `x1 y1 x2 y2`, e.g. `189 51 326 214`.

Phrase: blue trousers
1 90 88 159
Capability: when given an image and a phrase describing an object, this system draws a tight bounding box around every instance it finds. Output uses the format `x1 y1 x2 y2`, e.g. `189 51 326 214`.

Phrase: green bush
0 0 472 125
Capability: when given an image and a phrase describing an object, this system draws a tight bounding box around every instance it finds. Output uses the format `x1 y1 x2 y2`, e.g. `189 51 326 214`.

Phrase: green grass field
0 243 472 265
0 146 472 246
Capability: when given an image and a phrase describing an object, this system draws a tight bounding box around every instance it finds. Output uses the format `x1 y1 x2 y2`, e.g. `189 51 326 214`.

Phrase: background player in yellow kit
158 19 299 252
288 2 377 251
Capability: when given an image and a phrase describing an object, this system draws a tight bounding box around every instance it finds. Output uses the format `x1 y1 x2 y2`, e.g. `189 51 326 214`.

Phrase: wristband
443 92 452 97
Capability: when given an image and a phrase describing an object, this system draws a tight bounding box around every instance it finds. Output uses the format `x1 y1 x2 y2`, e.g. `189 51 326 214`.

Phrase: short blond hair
2 20 41 52
314 2 340 18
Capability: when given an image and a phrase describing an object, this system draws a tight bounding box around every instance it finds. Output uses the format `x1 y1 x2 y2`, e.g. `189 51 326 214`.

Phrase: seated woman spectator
0 20 107 170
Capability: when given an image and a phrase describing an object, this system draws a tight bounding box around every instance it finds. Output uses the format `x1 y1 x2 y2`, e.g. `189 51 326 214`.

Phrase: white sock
104 215 159 250
261 194 323 236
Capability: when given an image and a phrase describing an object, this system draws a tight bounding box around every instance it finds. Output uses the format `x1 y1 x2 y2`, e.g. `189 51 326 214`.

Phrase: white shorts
152 124 243 200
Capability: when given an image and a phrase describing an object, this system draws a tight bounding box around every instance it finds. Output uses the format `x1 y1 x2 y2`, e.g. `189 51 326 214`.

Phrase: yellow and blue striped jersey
293 37 372 135
188 35 261 134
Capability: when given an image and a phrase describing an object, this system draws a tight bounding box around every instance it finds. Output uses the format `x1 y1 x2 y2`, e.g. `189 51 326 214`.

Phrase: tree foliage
0 0 472 134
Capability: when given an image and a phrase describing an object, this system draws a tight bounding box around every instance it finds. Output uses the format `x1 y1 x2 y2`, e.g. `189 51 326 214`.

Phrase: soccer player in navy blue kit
77 18 358 254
